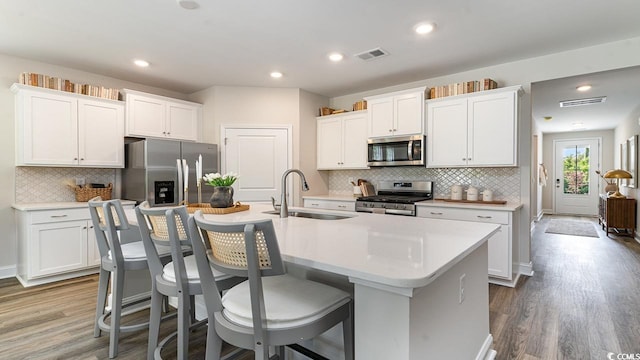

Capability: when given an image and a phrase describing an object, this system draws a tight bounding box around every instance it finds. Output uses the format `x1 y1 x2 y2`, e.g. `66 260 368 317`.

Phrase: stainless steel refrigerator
122 139 218 206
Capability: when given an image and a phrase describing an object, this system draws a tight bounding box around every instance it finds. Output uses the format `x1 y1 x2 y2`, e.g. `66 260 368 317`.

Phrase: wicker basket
75 183 113 202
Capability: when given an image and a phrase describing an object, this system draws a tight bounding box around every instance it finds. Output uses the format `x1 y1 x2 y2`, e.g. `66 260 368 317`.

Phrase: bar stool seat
162 254 232 284
222 274 350 329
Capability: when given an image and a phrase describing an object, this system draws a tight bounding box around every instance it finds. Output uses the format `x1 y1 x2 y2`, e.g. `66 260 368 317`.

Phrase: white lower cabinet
303 198 355 212
417 206 519 285
15 204 131 287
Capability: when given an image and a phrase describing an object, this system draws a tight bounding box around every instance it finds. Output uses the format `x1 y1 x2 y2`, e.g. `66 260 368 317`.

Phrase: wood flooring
490 215 640 360
1 214 639 359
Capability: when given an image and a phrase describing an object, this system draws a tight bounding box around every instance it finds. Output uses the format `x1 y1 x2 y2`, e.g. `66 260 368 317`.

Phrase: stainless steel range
355 180 433 216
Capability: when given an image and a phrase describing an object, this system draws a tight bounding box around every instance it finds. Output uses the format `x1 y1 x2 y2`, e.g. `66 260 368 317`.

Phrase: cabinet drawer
417 206 509 225
304 199 355 212
30 208 90 224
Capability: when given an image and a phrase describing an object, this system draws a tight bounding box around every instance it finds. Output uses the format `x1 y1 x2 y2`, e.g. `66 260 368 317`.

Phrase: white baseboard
0 265 17 279
519 262 534 277
475 334 496 360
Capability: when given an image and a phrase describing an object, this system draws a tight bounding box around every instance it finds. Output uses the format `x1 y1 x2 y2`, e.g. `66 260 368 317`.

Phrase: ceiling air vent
559 96 607 108
355 47 389 61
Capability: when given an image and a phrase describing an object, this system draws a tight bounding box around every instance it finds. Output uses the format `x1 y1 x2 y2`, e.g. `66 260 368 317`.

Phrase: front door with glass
554 138 601 215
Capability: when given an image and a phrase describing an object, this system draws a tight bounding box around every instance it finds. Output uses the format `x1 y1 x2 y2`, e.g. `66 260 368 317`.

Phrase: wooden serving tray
434 198 507 205
185 202 250 214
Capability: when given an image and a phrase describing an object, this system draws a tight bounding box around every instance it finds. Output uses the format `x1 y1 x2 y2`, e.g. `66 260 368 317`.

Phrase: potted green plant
203 172 238 208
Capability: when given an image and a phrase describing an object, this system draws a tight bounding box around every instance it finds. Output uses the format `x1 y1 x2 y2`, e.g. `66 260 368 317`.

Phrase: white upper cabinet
123 89 200 141
12 84 124 167
365 87 426 138
427 85 522 168
317 111 369 170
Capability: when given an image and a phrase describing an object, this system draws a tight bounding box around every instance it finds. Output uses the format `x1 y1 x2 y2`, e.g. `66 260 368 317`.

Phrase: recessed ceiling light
270 71 283 79
414 22 435 35
329 53 344 62
177 0 199 9
133 59 150 68
543 116 553 121
576 85 592 92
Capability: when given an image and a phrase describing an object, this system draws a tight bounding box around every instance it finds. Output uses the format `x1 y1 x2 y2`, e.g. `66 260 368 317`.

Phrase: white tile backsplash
328 167 521 203
15 167 116 203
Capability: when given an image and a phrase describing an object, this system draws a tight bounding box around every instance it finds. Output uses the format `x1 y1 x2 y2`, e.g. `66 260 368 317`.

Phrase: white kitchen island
127 203 500 360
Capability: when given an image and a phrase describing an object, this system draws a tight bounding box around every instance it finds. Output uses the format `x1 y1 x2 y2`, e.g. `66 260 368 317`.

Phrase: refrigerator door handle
176 159 183 204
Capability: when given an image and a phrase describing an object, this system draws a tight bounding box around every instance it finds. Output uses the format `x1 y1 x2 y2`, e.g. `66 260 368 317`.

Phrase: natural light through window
563 145 590 195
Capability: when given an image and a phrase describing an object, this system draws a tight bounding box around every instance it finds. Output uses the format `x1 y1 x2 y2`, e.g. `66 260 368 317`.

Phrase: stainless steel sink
262 210 351 220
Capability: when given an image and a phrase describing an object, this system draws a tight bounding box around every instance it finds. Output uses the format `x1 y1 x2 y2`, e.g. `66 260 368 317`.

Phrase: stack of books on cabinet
18 72 120 101
429 78 498 99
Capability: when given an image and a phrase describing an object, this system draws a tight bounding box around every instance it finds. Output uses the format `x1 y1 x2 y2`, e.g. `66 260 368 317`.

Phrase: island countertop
127 203 500 289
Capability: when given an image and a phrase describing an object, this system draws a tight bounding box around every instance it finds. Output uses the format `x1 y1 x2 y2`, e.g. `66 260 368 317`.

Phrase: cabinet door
368 98 394 138
467 91 517 166
78 99 124 167
487 225 511 279
126 94 167 138
166 101 199 141
30 220 88 277
393 92 423 136
341 114 369 168
317 117 343 169
22 91 78 165
427 98 468 167
304 199 355 211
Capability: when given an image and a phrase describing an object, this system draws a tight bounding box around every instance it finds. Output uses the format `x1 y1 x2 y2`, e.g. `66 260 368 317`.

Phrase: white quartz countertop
416 199 523 212
13 200 137 211
126 203 499 289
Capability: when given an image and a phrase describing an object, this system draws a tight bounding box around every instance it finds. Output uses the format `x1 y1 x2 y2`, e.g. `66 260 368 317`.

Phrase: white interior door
221 126 291 202
554 138 600 215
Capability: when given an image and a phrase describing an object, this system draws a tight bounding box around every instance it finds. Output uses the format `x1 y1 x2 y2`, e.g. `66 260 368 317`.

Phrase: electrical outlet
75 177 85 186
459 273 466 304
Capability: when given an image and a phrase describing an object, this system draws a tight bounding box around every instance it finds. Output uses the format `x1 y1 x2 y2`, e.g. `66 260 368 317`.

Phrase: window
562 145 590 195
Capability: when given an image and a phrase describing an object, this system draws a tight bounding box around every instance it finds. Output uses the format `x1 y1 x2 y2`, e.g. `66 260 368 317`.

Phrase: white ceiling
532 66 640 133
2 1 640 133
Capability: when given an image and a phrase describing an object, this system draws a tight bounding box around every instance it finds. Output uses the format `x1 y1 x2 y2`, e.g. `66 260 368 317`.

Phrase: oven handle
384 208 415 216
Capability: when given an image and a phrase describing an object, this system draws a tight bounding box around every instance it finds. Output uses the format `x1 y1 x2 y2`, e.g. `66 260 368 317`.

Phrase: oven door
367 135 424 166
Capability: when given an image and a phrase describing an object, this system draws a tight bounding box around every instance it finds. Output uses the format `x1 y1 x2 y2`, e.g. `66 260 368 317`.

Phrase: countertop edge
416 199 523 212
13 200 137 211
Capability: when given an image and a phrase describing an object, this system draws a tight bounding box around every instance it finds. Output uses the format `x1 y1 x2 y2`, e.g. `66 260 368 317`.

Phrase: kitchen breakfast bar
126 203 500 360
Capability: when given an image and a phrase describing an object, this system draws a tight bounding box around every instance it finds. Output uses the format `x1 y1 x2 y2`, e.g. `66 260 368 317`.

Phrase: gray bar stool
188 210 354 360
88 198 171 358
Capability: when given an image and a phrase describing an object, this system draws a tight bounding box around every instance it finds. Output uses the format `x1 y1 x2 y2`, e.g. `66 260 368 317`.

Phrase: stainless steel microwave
367 135 425 166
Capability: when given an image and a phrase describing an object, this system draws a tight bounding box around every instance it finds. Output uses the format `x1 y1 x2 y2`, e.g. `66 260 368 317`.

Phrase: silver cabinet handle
477 215 492 219
310 203 319 206
430 212 443 215
338 205 347 208
388 129 393 132
50 214 68 218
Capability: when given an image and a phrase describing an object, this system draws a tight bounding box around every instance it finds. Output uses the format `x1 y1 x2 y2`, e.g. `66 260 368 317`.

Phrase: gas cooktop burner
355 180 433 216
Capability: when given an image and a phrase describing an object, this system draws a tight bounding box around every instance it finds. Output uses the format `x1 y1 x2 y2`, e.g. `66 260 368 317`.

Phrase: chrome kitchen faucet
273 169 309 218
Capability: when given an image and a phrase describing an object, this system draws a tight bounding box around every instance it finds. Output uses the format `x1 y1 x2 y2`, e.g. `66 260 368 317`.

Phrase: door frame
219 124 293 199
552 137 602 215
